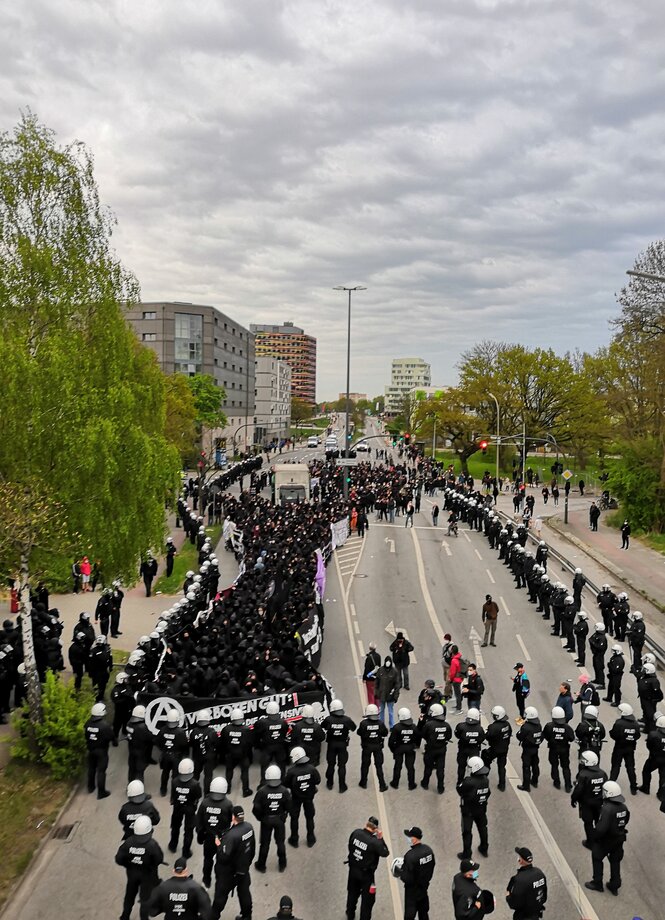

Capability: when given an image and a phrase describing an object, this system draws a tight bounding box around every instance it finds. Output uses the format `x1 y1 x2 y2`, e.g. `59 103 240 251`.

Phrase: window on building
232 346 236 354
142 332 157 342
214 358 218 365
174 313 203 376
142 311 157 320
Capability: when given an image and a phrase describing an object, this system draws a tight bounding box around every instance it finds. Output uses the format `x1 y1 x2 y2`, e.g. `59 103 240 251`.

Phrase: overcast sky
2 1 664 399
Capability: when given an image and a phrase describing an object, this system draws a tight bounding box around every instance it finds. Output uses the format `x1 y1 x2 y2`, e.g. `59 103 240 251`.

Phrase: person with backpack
461 664 484 711
575 674 601 714
441 634 454 699
512 663 530 724
449 648 466 715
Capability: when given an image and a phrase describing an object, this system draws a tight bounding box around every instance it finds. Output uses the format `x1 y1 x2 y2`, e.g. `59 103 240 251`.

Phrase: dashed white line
353 620 360 635
486 569 495 584
474 548 483 561
462 530 471 543
500 595 511 616
516 633 531 661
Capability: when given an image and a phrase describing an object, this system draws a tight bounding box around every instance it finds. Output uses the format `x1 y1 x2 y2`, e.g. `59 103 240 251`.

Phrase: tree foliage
187 373 227 430
164 373 199 460
0 112 181 586
291 397 313 429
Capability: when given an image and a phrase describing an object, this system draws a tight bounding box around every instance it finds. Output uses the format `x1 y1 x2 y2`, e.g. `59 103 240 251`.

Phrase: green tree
164 373 199 461
187 374 227 429
291 396 313 430
0 113 181 723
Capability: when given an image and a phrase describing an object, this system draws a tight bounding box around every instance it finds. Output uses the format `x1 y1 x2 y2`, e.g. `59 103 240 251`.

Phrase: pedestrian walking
345 816 389 920
431 503 439 526
396 827 436 920
480 595 498 647
140 554 158 596
390 632 414 690
374 657 400 728
534 515 543 538
584 781 630 895
115 816 164 920
512 663 530 724
456 757 491 859
506 847 548 918
405 501 415 527
211 805 256 920
148 858 211 919
620 520 631 549
362 643 382 706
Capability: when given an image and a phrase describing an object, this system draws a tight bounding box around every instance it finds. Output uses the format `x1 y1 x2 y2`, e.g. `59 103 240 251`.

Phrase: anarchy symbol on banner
145 696 186 735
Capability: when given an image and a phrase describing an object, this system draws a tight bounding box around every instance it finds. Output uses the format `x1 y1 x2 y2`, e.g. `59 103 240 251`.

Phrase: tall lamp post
488 392 500 488
333 285 366 498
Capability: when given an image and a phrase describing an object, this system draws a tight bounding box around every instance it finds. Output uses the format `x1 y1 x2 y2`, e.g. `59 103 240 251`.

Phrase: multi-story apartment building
250 321 316 405
254 356 292 446
384 357 432 416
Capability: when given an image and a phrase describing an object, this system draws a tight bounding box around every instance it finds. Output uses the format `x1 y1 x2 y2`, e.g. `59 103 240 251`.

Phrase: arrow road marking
384 621 418 662
384 537 395 553
441 540 452 557
469 625 485 668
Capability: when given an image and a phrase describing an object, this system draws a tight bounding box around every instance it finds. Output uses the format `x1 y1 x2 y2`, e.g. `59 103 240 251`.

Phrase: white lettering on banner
145 697 186 735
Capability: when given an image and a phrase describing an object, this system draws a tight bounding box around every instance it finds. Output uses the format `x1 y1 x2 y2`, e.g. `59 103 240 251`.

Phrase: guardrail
493 508 665 669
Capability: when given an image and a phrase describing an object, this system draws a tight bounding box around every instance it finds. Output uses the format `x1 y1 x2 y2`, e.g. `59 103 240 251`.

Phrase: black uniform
457 766 491 858
253 714 290 781
637 672 664 733
575 716 606 765
571 762 608 845
285 758 321 846
357 716 389 791
420 716 452 794
212 819 256 920
451 872 485 920
220 720 253 796
118 797 161 839
288 717 325 766
322 711 357 791
596 589 616 636
640 724 665 794
252 781 291 871
196 794 233 888
506 863 548 920
190 722 219 794
605 651 625 706
542 719 574 790
345 826 390 920
115 832 164 920
626 618 645 671
389 718 420 790
516 718 542 791
111 682 134 743
165 542 177 578
609 714 640 793
84 714 114 797
454 720 486 784
401 841 436 920
157 723 190 796
170 774 202 857
127 717 155 783
483 715 512 790
573 617 589 666
148 873 212 919
589 795 630 893
140 557 158 596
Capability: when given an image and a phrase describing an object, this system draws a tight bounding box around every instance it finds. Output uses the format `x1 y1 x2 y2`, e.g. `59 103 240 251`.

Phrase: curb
0 774 81 918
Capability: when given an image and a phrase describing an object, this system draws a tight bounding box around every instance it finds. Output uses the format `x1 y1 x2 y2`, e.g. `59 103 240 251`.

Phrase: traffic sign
562 469 573 480
338 458 358 467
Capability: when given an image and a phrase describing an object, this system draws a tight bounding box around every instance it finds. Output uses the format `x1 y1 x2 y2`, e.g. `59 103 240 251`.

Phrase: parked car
355 440 371 452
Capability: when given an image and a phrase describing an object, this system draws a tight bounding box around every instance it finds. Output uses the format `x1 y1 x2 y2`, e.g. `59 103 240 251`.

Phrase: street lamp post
333 285 366 498
488 392 500 489
432 416 437 459
627 269 665 283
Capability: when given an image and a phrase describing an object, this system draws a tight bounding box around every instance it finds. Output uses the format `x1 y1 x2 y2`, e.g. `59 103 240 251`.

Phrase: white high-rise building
254 356 292 445
384 357 431 415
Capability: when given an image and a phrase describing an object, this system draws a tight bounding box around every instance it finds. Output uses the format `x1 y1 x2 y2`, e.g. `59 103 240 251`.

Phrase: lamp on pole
627 269 665 283
488 392 500 489
333 285 366 498
431 415 437 459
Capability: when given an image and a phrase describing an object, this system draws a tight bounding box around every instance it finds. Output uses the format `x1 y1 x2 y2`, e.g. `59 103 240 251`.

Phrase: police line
140 687 332 736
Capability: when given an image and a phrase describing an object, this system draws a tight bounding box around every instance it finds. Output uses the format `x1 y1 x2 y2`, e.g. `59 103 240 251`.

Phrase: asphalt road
5 426 662 920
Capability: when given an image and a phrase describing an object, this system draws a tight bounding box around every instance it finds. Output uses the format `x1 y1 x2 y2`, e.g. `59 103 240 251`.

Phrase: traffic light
404 433 410 445
479 439 488 455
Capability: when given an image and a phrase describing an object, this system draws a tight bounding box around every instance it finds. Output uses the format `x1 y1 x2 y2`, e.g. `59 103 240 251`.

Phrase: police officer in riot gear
288 704 325 766
111 671 134 744
575 705 606 766
516 707 542 792
190 709 218 795
115 816 164 920
254 700 290 782
457 756 491 859
169 758 202 859
627 611 646 672
573 611 589 666
252 764 291 872
483 705 512 791
220 708 253 797
118 780 161 840
585 780 630 895
571 751 608 847
196 775 232 889
345 816 390 920
609 703 640 795
147 857 211 920
455 709 485 784
589 623 608 688
158 709 190 797
285 746 321 848
543 706 574 791
357 703 389 792
126 704 155 783
604 645 625 706
322 699 356 793
420 703 452 794
389 707 420 791
211 805 256 920
85 702 113 799
640 714 665 795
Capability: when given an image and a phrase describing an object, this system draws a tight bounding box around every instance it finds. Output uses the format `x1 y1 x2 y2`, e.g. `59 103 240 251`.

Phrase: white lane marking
385 537 395 553
474 548 483 560
415 523 600 920
350 603 357 618
462 530 471 543
469 625 485 669
486 569 495 584
441 540 452 557
516 633 531 661
500 595 511 616
353 620 360 634
334 549 402 919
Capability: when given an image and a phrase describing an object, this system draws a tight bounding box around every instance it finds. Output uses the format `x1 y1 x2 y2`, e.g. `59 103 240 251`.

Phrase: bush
608 438 663 532
12 672 94 780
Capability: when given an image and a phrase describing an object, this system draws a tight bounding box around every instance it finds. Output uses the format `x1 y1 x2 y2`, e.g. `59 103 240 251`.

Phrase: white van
307 435 319 448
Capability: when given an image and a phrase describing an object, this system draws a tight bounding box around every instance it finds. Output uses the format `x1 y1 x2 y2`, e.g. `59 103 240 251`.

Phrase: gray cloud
2 0 664 397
